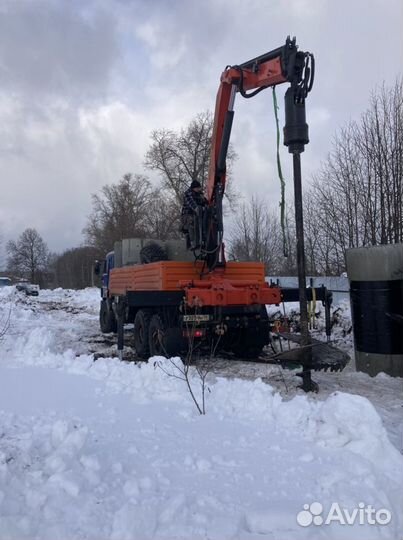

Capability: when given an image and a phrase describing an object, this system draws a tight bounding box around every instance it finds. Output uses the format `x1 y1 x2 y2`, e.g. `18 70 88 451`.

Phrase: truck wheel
148 314 165 357
149 314 182 357
140 242 168 264
134 309 152 358
100 300 117 333
231 328 268 359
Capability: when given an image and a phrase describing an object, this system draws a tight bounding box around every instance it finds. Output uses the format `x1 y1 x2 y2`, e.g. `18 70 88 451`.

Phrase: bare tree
53 246 102 289
83 173 155 253
154 317 220 415
7 228 49 283
143 192 182 241
145 111 237 211
228 196 287 275
305 78 403 274
304 192 339 275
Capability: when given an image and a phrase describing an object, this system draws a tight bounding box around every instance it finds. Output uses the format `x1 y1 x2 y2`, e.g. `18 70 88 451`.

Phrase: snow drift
0 286 401 539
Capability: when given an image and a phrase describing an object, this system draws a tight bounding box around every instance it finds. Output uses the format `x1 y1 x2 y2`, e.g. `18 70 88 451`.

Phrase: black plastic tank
346 244 403 377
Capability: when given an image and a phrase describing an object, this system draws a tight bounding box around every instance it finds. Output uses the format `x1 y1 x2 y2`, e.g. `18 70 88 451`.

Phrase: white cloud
0 1 118 101
0 0 401 255
135 20 187 69
135 21 159 49
79 102 150 176
308 106 331 127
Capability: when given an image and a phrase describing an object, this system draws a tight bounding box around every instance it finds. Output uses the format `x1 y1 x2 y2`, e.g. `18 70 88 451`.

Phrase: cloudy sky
0 0 402 259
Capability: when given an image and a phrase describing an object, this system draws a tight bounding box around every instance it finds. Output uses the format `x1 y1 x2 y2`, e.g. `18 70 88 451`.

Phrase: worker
181 180 207 249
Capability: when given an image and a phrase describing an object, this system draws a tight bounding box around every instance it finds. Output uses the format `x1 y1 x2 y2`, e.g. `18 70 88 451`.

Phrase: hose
272 86 288 257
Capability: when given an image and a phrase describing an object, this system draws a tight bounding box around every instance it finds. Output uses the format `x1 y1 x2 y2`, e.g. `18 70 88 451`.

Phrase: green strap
272 86 288 257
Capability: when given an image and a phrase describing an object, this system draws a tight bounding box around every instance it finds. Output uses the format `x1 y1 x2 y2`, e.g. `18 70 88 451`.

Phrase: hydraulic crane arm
195 37 314 272
207 36 314 202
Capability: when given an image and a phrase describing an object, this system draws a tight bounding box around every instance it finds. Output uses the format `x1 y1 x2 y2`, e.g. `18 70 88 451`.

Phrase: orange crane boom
202 37 314 271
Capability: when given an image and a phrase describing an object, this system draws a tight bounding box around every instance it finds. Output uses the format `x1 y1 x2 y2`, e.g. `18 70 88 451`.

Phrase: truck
95 38 348 390
98 237 285 359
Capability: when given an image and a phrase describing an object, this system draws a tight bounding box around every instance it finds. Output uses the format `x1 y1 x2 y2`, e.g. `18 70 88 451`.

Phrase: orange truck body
109 261 281 308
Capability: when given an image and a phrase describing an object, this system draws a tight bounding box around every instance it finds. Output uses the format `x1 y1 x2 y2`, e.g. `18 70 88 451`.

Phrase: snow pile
0 286 100 356
0 411 102 538
0 367 401 539
37 286 100 313
0 287 402 539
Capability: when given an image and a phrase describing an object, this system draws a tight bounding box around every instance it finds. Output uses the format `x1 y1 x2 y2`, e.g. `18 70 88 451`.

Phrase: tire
140 242 168 264
100 300 117 333
231 310 269 359
148 313 183 357
133 309 152 358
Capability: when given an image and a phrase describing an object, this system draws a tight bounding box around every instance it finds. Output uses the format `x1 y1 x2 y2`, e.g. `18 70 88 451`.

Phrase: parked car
16 282 40 296
0 277 12 287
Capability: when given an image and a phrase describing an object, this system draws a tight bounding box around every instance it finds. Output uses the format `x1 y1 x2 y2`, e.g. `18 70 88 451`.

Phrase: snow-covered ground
0 286 402 539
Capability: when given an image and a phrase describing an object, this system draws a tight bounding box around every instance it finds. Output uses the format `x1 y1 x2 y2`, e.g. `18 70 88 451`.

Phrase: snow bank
0 287 402 539
0 366 401 539
0 285 100 315
38 286 100 312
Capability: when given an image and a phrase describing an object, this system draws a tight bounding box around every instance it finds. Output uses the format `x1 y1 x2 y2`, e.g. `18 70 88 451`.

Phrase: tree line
4 79 402 287
304 79 403 274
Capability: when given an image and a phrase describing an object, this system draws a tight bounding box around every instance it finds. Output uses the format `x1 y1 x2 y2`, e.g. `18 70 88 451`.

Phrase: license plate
183 314 210 323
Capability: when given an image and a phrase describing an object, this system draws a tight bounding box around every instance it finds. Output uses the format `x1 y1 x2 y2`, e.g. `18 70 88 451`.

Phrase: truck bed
109 261 266 295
